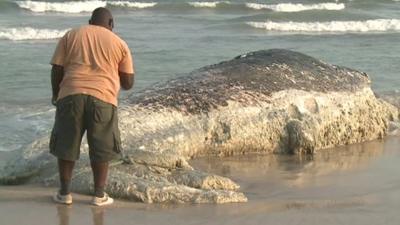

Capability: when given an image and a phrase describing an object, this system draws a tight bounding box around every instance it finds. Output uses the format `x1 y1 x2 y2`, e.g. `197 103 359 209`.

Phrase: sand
1 136 400 225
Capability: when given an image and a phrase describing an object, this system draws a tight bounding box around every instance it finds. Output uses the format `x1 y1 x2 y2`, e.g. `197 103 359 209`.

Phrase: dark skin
51 65 64 105
51 8 134 198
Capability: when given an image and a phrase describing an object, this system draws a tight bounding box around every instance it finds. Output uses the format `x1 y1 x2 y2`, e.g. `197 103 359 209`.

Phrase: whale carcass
1 49 398 203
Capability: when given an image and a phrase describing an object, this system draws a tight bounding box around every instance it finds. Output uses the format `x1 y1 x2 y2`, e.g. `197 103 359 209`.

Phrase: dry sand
1 136 400 225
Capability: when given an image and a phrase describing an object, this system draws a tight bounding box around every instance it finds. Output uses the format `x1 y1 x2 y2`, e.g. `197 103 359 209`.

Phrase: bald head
89 7 114 31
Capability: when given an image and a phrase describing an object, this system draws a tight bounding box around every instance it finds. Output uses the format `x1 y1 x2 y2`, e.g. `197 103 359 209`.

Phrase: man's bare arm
51 64 64 105
119 71 134 90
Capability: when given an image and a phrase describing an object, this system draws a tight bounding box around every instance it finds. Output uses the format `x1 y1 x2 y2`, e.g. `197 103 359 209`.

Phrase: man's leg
50 95 86 204
58 159 75 195
86 96 121 205
90 161 108 198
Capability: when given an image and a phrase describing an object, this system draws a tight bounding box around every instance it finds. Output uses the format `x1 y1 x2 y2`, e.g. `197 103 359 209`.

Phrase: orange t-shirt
50 25 134 106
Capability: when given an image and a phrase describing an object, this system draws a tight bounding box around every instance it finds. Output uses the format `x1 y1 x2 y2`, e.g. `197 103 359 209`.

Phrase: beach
1 136 400 224
1 0 400 223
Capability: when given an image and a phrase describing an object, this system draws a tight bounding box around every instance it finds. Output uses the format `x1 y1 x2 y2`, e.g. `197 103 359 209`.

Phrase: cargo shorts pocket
93 100 113 123
56 99 75 120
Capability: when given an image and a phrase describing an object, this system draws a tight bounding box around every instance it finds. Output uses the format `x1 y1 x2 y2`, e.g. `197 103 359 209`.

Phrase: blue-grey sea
0 0 399 152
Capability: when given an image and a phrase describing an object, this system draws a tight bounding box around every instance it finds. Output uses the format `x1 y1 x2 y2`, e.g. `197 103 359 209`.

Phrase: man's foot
92 193 113 206
53 191 73 205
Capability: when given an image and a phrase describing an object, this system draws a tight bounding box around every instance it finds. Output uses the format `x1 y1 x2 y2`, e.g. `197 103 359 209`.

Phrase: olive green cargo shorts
49 94 122 162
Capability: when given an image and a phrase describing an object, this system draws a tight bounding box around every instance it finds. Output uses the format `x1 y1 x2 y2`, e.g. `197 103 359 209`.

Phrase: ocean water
0 0 399 152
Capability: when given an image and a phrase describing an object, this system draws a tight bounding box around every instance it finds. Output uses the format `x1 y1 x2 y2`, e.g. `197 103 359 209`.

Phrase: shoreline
1 136 400 224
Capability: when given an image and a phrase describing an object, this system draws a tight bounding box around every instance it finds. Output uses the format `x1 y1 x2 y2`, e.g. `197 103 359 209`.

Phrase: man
49 7 134 206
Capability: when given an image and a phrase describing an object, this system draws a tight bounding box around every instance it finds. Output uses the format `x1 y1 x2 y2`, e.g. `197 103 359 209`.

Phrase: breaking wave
14 1 348 13
15 0 107 13
0 27 69 41
245 3 345 12
247 19 400 33
15 1 157 13
107 1 157 8
188 1 228 8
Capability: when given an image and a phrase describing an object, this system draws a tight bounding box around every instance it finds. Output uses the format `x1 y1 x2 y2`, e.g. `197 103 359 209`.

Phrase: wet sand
1 136 400 225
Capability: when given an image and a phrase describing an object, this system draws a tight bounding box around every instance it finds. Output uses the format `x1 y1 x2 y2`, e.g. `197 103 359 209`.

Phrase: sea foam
188 1 227 8
107 1 157 8
15 0 107 13
15 1 158 13
246 3 345 12
0 27 68 41
247 19 400 33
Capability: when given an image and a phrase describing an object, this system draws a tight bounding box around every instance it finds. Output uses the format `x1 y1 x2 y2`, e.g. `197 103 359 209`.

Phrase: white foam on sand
247 19 400 33
107 1 157 8
188 1 227 8
0 27 69 41
245 3 345 12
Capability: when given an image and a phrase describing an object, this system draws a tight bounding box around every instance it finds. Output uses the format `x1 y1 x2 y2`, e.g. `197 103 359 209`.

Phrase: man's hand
119 71 134 90
52 96 58 106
